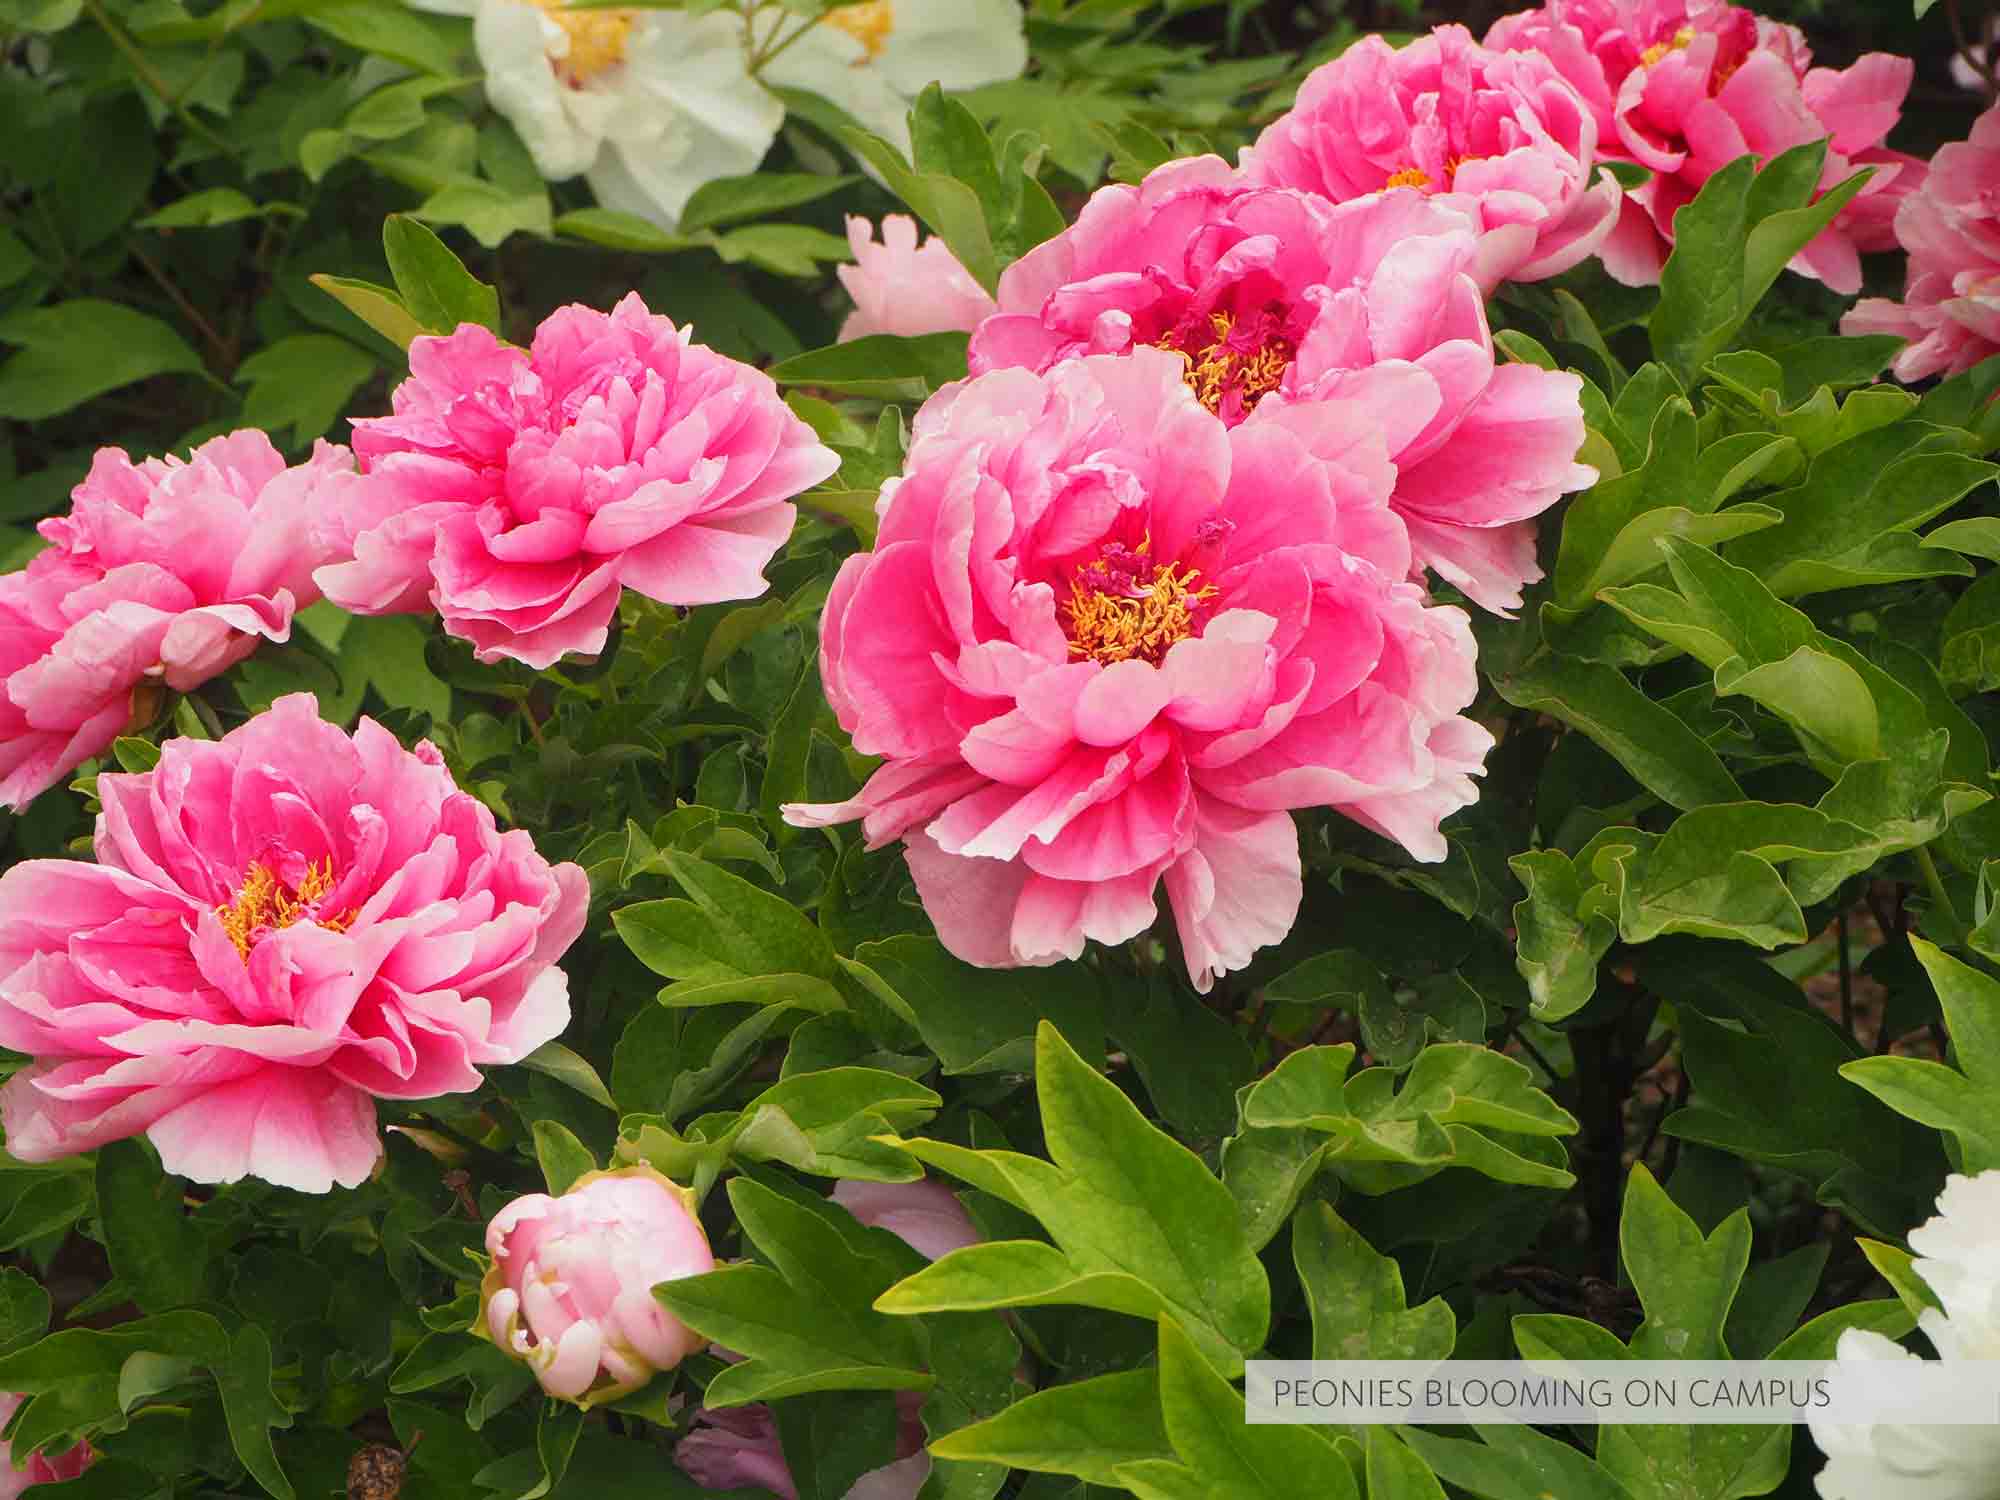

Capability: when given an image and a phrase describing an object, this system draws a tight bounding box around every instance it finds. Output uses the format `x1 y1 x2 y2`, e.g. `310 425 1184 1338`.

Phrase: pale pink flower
674 1177 975 1498
838 215 998 341
832 1177 980 1262
0 433 351 811
313 293 839 669
0 693 587 1193
1241 24 1623 285
480 1165 713 1405
1485 0 1923 292
968 157 1594 611
0 1394 91 1498
783 350 1493 991
1843 105 2000 382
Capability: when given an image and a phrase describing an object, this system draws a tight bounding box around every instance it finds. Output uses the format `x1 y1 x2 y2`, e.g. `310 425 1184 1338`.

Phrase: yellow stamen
1064 557 1217 666
1385 166 1431 190
533 0 633 84
217 860 354 962
1156 311 1293 419
825 0 894 62
1640 25 1695 65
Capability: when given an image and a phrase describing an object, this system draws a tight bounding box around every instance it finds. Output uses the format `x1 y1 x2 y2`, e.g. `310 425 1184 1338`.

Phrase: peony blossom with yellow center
531 0 634 83
765 0 1026 156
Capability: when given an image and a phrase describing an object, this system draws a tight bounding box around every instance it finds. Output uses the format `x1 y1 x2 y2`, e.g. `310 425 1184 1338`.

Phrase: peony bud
477 1165 714 1406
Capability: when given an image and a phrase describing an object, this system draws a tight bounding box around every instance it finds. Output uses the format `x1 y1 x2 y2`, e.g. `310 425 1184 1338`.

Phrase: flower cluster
1484 0 1922 290
407 0 1027 229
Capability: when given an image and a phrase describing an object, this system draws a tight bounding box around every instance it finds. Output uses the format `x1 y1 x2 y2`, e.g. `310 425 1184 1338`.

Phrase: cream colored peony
1809 1172 2000 1499
763 0 1027 155
410 0 782 228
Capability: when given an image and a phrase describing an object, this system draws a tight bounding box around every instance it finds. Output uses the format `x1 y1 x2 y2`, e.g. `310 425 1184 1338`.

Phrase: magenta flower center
1152 308 1295 422
1062 539 1217 665
216 859 354 961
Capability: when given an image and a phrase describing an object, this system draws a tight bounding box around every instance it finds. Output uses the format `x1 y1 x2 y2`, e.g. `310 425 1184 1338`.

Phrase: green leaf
1399 1426 1637 1500
309 274 429 351
0 1270 49 1358
845 937 1101 1076
1484 647 1743 811
1293 1202 1455 1362
531 1121 596 1195
300 0 467 76
383 214 500 334
515 1042 615 1111
836 117 998 293
614 852 837 999
678 171 859 233
1942 570 2000 695
234 334 378 448
768 333 971 402
95 1142 205 1313
654 1176 930 1406
1153 1316 1357 1500
879 1023 1269 1376
1842 938 2000 1171
139 187 300 229
1366 1430 1448 1500
928 1370 1170 1486
1651 142 1872 383
0 300 206 420
214 1325 295 1500
1621 1163 1751 1360
1509 849 1615 1021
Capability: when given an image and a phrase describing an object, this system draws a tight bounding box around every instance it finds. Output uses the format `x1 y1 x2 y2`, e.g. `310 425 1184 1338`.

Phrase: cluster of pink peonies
0 293 839 811
0 694 587 1192
1483 0 1921 291
0 1394 91 1498
1844 103 2000 382
673 1178 981 1499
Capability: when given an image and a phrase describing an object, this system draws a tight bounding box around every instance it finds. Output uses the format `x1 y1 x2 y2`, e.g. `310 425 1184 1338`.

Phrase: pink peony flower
313 293 840 669
674 1176 974 1499
1484 0 1923 292
0 693 588 1193
831 1177 980 1262
838 215 998 341
1843 105 2000 382
0 1393 91 1498
0 432 351 812
783 350 1494 990
1240 24 1623 285
967 157 1594 611
479 1165 714 1405
676 1398 930 1500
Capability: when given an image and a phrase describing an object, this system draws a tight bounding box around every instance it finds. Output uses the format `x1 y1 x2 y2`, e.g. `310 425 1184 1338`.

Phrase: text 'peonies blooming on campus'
786 349 1494 991
1845 103 2000 383
479 1164 714 1405
969 157 1594 611
0 432 352 812
1485 0 1923 291
0 694 587 1193
1241 24 1623 286
313 293 839 669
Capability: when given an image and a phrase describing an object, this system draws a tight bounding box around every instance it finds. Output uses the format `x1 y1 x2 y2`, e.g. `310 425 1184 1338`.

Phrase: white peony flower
763 0 1027 156
1809 1172 2000 1499
411 0 782 228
